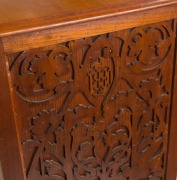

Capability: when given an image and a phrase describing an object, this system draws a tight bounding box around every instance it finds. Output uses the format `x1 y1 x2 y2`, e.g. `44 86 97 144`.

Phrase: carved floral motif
9 20 175 179
126 24 173 74
10 45 73 103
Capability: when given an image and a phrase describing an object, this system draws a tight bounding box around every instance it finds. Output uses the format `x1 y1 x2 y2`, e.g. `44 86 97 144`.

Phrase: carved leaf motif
44 160 66 179
126 25 173 73
31 51 70 91
31 110 58 142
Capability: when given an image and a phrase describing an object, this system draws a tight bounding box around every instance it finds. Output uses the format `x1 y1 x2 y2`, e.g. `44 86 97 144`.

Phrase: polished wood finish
3 4 177 54
0 40 24 180
0 0 177 37
0 0 177 180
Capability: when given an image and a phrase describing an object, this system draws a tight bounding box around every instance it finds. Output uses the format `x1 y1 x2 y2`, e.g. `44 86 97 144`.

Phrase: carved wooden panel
8 20 175 180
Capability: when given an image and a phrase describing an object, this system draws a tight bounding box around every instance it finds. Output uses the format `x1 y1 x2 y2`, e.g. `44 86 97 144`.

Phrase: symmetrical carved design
8 20 175 179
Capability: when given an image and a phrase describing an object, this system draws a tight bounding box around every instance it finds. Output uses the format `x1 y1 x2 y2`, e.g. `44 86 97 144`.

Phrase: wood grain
0 1 177 179
7 20 176 179
0 0 177 37
166 19 177 180
0 39 24 180
3 4 177 54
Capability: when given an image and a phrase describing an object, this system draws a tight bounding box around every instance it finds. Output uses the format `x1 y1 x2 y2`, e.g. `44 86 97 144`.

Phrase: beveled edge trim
1 0 177 37
2 3 177 54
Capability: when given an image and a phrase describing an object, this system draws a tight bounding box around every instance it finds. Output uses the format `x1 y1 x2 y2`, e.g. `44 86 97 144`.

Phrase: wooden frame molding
166 19 177 180
0 40 24 180
2 3 177 54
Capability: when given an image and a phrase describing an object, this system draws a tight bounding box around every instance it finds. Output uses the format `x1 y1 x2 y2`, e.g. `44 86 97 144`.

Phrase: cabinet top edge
0 0 177 37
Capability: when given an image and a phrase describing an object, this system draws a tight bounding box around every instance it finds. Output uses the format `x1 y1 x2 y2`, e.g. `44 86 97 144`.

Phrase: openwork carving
126 24 173 73
10 45 73 103
8 20 175 179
